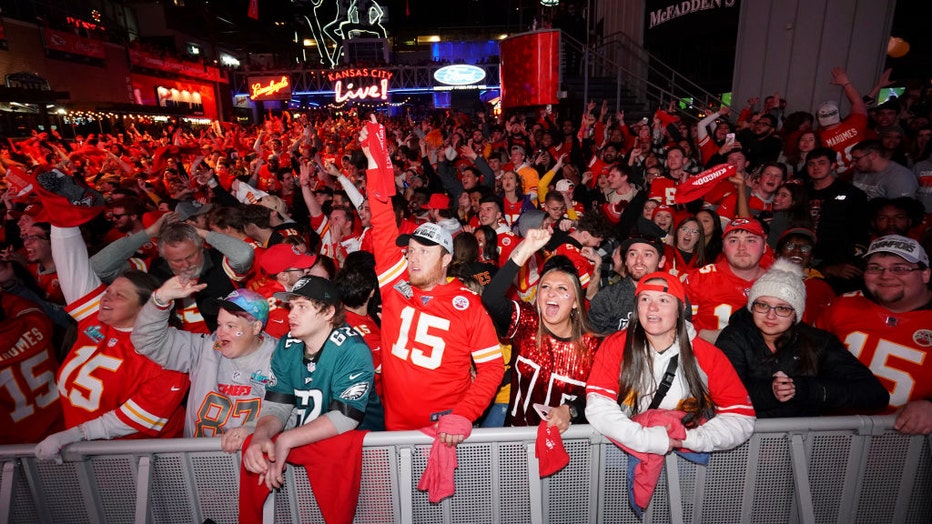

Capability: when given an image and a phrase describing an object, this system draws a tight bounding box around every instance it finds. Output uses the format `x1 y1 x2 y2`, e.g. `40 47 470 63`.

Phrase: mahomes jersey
60 285 188 437
816 292 932 410
0 292 62 444
265 326 375 428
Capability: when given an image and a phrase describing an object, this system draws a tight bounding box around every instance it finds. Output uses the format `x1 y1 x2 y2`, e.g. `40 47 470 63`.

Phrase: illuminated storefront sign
249 75 292 101
433 65 487 86
327 69 392 103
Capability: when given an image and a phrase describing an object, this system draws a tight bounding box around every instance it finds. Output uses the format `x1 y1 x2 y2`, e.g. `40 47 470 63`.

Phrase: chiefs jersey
505 301 601 426
0 292 62 444
816 292 932 410
345 309 383 397
551 243 596 290
818 113 870 176
370 180 504 430
648 177 678 206
59 285 188 437
683 260 757 332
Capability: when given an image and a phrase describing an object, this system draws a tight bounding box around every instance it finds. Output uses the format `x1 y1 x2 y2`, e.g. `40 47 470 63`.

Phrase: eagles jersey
265 326 377 428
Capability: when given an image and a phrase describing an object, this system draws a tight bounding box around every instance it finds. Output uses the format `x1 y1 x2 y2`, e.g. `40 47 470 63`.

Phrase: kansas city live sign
328 68 392 103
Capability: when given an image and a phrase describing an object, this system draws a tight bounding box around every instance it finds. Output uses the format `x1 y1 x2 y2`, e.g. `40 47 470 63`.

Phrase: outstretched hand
156 275 208 302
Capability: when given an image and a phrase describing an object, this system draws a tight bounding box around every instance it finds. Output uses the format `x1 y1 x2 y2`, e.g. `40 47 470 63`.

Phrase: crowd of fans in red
1 65 930 496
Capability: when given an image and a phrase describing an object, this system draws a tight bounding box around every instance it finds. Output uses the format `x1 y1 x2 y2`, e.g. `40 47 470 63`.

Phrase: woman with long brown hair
586 272 755 454
482 228 601 431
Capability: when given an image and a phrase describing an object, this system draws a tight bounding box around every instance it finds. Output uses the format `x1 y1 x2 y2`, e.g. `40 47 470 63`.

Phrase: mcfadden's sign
249 75 292 101
327 68 392 103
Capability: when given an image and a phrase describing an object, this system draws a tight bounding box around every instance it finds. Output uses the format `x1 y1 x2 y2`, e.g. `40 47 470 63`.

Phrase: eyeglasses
110 213 128 219
781 243 812 253
851 153 871 162
864 265 923 275
751 301 795 317
281 268 308 273
22 234 49 242
678 227 699 235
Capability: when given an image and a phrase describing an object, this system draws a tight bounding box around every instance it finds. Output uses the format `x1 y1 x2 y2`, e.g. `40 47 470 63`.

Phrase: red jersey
505 301 601 426
0 293 62 444
802 274 835 326
370 178 505 430
817 113 870 176
28 263 65 305
816 292 932 410
648 177 678 206
345 309 383 397
552 243 596 290
59 285 188 437
683 260 757 332
495 226 518 267
715 192 773 221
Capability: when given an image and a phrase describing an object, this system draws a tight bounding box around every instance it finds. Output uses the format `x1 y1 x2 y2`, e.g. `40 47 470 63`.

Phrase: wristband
151 290 172 309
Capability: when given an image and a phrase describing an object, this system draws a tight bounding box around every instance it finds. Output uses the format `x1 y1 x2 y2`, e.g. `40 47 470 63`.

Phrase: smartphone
725 133 736 144
533 403 552 420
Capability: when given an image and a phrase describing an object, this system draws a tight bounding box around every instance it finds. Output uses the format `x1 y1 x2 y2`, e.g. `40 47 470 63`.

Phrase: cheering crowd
1 64 931 519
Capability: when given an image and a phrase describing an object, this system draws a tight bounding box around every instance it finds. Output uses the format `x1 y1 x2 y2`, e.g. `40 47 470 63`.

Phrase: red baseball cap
723 217 766 238
260 243 317 275
425 193 451 210
635 272 686 303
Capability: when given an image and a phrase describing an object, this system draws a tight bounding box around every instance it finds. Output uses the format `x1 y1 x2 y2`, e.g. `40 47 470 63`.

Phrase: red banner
499 30 560 110
128 49 225 83
248 0 259 20
42 28 106 60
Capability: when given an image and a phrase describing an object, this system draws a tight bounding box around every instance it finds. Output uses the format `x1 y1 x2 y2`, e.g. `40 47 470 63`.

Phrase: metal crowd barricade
1 415 931 524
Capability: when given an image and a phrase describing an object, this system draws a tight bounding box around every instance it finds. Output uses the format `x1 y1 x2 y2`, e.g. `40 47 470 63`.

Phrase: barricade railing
2 415 930 523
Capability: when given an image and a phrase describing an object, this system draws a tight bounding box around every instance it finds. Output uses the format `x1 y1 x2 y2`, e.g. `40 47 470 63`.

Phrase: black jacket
716 308 888 418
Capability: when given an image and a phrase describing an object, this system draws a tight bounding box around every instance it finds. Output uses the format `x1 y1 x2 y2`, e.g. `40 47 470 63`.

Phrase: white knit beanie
747 259 807 322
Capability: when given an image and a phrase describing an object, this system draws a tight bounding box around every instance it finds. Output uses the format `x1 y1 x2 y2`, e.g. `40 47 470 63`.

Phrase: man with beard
91 221 255 334
588 234 668 334
476 195 518 265
104 198 158 262
362 119 504 442
683 218 768 341
817 235 932 435
736 113 783 167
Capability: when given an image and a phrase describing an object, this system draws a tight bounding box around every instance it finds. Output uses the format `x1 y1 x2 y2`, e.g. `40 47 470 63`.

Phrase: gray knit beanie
747 259 807 322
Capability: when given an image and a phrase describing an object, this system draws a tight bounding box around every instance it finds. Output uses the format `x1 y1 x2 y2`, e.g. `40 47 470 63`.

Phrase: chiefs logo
913 329 932 348
452 295 469 311
501 236 512 246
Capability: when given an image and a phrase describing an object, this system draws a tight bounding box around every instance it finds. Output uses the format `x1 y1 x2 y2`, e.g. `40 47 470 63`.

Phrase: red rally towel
610 409 709 517
535 422 570 477
29 166 105 227
417 414 473 503
238 430 368 524
364 119 395 203
674 164 735 204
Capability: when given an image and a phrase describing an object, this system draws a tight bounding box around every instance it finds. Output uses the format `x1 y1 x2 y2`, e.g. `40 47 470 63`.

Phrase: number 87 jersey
816 292 932 411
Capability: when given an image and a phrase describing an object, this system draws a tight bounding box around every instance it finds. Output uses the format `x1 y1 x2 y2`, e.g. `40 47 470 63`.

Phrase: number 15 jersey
370 192 504 431
816 292 932 411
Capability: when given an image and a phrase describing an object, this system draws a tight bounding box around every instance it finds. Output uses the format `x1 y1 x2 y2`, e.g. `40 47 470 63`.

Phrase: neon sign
249 76 292 101
328 69 392 103
303 0 388 68
433 65 487 86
